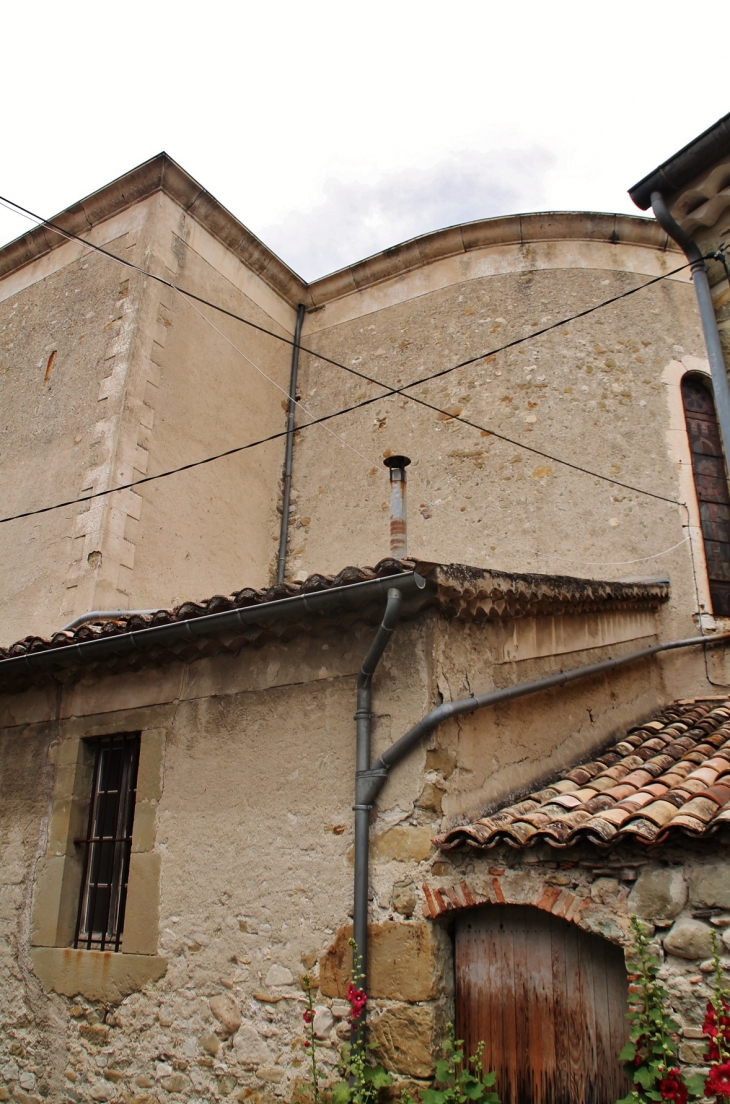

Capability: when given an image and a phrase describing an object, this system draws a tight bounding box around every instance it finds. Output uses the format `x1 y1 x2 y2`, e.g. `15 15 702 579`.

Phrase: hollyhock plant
701 933 730 1104
706 1061 730 1100
617 916 693 1104
301 974 320 1097
659 1069 688 1104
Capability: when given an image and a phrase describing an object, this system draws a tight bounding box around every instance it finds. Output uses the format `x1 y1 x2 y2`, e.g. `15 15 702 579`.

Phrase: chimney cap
383 454 411 469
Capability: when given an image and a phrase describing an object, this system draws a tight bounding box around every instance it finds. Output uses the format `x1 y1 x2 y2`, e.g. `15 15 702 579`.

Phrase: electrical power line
0 194 689 524
0 193 693 404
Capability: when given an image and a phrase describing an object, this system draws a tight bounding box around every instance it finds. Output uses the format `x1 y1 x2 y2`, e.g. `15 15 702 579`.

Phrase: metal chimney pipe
383 455 411 558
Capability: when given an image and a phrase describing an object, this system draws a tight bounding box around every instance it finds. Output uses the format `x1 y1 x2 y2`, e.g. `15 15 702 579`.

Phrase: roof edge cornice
0 153 310 307
0 153 681 311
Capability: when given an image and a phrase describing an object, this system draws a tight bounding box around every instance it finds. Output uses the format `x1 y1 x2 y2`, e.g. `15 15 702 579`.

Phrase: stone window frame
30 719 167 1002
663 355 727 630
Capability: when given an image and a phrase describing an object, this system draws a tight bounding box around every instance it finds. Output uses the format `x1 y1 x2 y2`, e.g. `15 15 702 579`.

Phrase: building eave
0 152 681 313
629 111 730 211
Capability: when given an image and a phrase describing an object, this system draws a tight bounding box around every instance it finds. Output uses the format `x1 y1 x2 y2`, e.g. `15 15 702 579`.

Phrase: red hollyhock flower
346 982 367 1023
659 1069 687 1104
303 1009 314 1025
704 1002 720 1039
707 1040 721 1064
706 1060 730 1099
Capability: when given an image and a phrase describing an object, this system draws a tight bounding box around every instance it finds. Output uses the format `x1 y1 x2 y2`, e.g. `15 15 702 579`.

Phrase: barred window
74 734 140 951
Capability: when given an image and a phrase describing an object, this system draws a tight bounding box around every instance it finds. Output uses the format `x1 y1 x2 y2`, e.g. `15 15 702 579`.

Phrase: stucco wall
0 195 293 647
290 247 703 647
0 600 724 1102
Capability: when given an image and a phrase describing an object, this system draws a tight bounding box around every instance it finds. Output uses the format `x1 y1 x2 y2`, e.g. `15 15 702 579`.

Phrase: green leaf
435 1061 453 1084
332 1081 351 1104
619 1043 637 1063
422 1091 447 1104
364 1067 392 1089
685 1074 706 1097
634 1067 657 1089
481 1072 497 1088
461 1082 484 1099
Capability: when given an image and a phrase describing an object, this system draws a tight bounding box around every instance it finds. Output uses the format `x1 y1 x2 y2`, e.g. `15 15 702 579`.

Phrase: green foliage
300 943 498 1104
301 974 321 1104
615 916 692 1104
331 940 392 1104
420 1024 499 1104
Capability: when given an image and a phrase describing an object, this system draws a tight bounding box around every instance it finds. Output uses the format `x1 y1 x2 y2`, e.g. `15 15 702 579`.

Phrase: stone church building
1 113 730 1104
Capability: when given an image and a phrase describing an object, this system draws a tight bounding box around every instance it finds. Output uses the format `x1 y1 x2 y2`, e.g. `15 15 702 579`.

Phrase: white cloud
260 147 556 281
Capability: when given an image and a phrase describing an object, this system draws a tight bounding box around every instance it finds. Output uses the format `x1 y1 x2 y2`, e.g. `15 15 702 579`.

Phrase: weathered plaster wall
0 603 723 1103
0 195 293 647
0 204 148 648
290 244 703 643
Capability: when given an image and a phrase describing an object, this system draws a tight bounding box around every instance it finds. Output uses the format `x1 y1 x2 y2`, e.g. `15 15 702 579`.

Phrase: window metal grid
74 733 140 952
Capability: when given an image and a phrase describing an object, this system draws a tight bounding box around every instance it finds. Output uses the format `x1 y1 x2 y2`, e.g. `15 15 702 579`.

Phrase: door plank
455 905 630 1104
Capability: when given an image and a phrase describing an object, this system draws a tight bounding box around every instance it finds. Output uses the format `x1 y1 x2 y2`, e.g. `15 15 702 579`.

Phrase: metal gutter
0 572 428 681
61 610 159 632
629 112 730 211
276 304 306 584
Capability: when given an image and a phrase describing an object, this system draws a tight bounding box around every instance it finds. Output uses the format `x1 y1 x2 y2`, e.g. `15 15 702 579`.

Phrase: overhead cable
0 194 689 524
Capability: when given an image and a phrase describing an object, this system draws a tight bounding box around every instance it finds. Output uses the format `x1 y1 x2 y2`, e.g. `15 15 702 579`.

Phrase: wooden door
455 905 630 1104
682 374 730 616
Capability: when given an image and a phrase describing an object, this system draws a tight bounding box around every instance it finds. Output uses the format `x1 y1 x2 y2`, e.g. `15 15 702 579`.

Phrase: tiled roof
0 559 408 661
0 562 669 694
436 698 730 851
0 563 668 664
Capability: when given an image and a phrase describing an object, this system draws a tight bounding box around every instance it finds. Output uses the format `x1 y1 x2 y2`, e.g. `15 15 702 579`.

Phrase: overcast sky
2 1 729 281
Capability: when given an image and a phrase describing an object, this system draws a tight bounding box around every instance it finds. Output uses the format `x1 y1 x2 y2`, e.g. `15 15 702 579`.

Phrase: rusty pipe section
383 455 410 558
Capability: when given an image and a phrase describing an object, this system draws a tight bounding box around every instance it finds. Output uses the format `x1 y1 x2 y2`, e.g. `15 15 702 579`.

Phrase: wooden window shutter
455 905 630 1104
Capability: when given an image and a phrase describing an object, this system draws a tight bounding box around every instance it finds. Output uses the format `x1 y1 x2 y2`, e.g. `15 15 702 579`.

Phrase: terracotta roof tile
436 697 730 851
0 563 671 694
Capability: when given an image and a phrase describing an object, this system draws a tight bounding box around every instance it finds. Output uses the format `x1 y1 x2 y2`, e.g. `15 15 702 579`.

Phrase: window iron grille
74 733 140 951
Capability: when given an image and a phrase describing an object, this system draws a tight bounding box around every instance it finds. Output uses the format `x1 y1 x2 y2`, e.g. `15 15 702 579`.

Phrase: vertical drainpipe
351 456 411 1039
352 586 403 1027
383 455 411 557
276 304 306 584
651 192 730 467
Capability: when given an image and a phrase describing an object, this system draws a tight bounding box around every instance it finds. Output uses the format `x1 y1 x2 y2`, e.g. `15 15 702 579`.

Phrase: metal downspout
651 191 730 466
352 586 404 1031
355 629 730 810
276 304 306 584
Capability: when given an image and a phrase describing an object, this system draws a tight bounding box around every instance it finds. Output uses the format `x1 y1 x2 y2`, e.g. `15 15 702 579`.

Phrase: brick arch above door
421 871 631 946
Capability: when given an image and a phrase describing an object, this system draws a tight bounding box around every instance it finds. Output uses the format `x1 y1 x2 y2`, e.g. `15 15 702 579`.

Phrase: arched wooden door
455 906 630 1104
682 374 730 616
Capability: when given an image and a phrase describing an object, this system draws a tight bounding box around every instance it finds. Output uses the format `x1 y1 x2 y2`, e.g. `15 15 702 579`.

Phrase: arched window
682 374 730 616
455 905 630 1104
